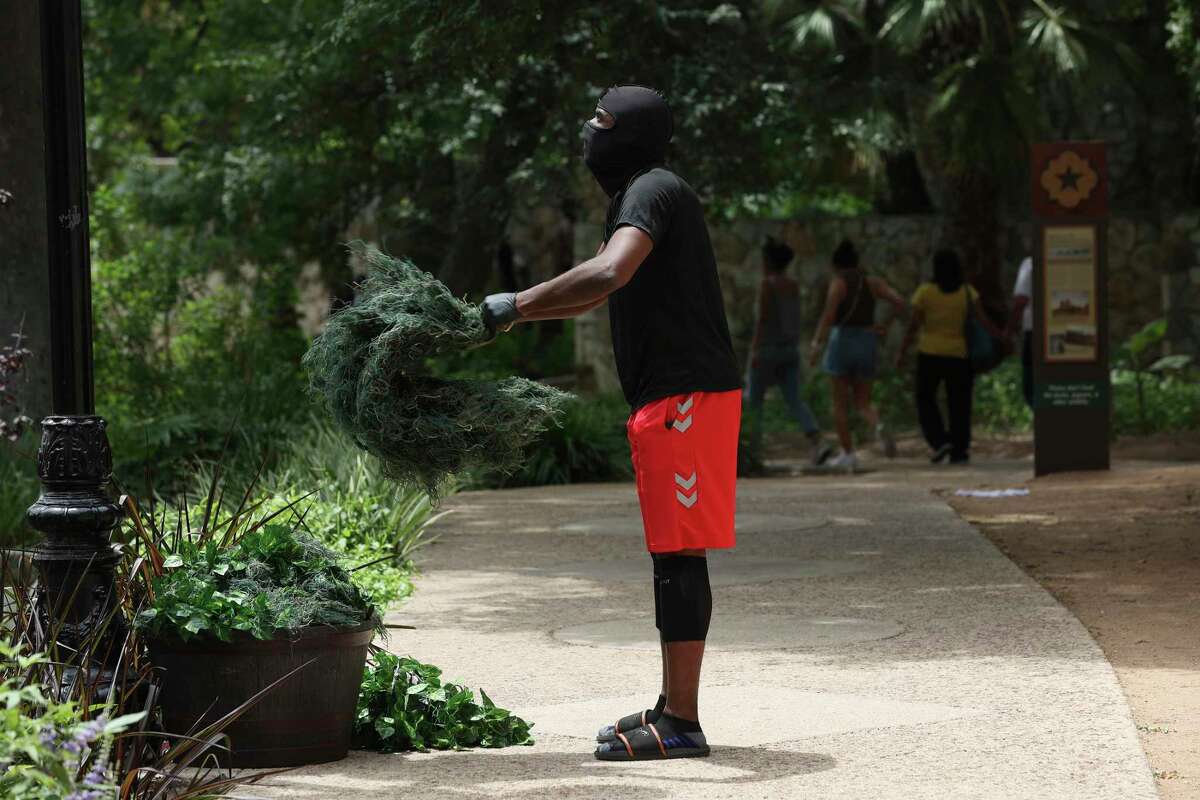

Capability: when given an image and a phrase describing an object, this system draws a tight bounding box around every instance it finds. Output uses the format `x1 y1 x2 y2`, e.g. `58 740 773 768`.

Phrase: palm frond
1022 2 1088 73
926 54 1042 177
778 0 865 50
880 0 969 47
790 8 838 49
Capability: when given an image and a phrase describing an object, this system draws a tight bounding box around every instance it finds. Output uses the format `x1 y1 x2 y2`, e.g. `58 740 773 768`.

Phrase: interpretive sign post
1031 142 1110 476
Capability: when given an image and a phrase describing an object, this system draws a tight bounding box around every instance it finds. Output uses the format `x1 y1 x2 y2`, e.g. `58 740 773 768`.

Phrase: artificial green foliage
136 524 378 642
355 651 533 753
304 245 570 500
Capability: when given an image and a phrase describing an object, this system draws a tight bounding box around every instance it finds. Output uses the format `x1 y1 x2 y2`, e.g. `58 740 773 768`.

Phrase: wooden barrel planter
148 619 376 768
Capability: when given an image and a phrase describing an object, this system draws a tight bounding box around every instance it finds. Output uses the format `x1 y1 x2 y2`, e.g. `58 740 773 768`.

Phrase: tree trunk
0 2 54 431
436 68 563 298
903 91 1006 321
945 171 1006 321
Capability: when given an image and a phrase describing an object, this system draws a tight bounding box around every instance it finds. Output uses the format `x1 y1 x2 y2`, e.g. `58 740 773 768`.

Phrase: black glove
480 293 521 340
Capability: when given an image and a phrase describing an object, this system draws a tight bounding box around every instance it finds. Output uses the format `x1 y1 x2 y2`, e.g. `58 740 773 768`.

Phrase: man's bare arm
518 297 607 321
1007 295 1029 338
514 226 652 318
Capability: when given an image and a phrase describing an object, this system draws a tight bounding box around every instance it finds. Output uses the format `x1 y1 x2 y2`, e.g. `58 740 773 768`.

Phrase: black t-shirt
605 167 742 409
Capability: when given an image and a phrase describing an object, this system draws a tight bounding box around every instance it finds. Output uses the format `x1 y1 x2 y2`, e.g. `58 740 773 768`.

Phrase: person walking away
746 236 833 467
1008 256 1034 407
896 249 1005 464
808 239 906 471
479 86 741 761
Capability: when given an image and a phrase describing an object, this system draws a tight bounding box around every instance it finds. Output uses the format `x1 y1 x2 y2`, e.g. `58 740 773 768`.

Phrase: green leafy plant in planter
127 471 535 765
355 650 533 752
0 545 291 798
125 481 382 768
135 523 378 642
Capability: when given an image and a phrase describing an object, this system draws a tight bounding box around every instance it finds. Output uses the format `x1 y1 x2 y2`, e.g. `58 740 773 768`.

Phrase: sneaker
876 423 897 459
930 444 952 464
810 440 835 466
827 450 858 472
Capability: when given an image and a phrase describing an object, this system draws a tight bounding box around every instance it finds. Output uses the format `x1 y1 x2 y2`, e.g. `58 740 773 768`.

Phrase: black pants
916 353 974 458
1021 331 1034 408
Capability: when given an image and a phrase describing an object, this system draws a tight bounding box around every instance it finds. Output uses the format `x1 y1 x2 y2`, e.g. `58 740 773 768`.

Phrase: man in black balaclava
481 86 742 761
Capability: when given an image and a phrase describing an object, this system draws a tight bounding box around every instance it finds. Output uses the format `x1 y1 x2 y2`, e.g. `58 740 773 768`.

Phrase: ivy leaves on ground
355 651 532 752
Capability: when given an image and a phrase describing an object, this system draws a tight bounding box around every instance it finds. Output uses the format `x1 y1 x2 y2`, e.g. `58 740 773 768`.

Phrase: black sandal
596 709 658 743
594 722 710 761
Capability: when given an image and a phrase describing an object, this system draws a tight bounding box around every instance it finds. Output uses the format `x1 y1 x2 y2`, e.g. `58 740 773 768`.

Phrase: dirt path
948 457 1200 800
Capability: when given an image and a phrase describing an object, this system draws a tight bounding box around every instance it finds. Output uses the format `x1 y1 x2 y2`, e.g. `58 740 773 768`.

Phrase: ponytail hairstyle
832 239 859 270
932 249 965 293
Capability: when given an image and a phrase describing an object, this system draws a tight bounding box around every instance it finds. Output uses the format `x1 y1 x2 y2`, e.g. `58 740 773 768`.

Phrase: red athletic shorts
626 389 741 554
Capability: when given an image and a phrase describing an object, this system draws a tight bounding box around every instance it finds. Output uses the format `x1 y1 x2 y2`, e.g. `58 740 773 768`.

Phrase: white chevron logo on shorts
677 396 694 414
672 415 693 432
674 472 697 490
676 489 698 508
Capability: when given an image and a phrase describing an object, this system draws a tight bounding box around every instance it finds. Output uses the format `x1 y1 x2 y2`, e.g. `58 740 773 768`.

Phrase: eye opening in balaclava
581 85 673 198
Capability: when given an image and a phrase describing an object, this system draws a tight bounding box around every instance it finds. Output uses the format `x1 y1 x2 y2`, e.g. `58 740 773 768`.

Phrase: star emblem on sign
1040 151 1099 209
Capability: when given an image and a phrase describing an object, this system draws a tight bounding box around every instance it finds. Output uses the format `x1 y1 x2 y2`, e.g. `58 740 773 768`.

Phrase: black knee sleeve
655 555 712 642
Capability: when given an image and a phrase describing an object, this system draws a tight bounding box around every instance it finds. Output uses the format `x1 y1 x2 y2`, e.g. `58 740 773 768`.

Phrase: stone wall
573 212 1200 394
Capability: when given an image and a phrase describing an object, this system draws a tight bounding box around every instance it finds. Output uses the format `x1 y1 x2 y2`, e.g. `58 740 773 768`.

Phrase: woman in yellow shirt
896 250 1003 464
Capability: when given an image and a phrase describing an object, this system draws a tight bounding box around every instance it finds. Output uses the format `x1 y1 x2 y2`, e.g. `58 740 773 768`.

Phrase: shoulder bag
963 286 995 372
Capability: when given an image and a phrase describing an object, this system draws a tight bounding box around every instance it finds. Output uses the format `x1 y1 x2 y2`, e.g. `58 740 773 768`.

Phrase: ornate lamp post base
27 415 124 673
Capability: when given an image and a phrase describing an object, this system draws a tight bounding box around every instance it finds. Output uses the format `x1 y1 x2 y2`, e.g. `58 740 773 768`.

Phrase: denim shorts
823 325 877 380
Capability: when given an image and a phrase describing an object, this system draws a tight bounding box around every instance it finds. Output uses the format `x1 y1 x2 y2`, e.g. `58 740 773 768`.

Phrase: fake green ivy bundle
303 244 570 500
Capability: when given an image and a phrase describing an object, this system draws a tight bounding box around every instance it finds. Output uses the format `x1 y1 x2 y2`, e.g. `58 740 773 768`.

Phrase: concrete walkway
258 462 1157 799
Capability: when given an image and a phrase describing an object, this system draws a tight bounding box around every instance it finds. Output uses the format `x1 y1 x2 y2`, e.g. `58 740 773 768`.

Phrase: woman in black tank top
808 240 907 471
834 269 876 328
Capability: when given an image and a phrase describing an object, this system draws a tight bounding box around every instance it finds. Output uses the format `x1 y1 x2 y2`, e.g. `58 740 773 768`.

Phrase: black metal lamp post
25 0 123 667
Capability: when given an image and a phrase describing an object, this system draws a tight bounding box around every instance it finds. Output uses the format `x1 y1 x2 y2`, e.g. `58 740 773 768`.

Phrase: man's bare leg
663 640 705 721
661 640 669 697
662 546 706 722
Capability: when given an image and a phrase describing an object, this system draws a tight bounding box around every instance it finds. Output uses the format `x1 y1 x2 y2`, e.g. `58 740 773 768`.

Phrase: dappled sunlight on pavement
255 463 1157 799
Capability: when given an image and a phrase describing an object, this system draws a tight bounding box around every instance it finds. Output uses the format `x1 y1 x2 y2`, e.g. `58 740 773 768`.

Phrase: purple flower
83 762 107 785
66 791 103 800
65 715 108 754
39 725 58 749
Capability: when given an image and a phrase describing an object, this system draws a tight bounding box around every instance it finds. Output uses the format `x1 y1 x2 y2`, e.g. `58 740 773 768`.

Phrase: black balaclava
581 85 673 198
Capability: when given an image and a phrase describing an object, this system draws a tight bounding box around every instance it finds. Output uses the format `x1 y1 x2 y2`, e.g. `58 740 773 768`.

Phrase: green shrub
91 183 311 492
0 441 39 550
261 421 445 606
428 320 576 381
1112 318 1199 435
1112 370 1200 435
973 359 1033 433
470 394 633 488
